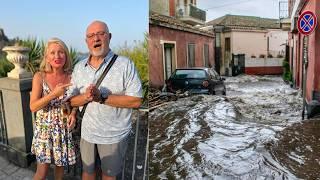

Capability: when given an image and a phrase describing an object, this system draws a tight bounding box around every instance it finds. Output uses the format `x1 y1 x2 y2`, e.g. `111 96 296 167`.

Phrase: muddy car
164 67 226 95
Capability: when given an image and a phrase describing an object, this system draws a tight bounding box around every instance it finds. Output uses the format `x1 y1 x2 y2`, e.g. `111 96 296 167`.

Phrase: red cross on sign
297 11 318 35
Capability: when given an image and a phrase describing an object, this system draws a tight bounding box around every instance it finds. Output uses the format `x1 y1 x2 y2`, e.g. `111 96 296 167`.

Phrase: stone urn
2 44 32 79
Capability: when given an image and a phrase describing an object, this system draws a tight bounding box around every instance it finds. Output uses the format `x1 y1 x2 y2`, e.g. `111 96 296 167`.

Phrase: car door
209 69 225 94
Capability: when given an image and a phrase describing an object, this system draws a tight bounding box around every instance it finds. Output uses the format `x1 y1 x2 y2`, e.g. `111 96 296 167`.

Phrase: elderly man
68 20 142 180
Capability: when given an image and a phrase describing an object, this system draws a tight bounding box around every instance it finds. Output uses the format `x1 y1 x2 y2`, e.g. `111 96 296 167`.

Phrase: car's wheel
209 88 215 95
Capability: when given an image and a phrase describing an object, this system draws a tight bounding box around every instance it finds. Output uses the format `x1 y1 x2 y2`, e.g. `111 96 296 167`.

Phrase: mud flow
150 75 319 179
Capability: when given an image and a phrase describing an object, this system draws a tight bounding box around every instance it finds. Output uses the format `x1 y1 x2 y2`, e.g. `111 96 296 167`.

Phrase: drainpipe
302 36 308 120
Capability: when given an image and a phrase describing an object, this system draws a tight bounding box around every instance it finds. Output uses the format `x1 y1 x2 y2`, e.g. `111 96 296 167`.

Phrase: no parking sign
297 11 318 35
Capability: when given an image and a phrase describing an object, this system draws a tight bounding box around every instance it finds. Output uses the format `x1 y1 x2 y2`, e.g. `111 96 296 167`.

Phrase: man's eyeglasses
86 31 107 39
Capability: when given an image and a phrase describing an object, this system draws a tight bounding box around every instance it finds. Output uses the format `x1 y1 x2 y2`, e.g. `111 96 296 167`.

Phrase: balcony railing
189 4 206 22
177 4 206 25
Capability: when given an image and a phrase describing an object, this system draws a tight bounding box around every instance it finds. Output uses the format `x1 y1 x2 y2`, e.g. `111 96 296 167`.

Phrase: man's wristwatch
99 92 108 104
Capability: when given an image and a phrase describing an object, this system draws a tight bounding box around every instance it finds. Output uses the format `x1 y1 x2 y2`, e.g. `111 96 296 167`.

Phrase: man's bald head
86 20 109 35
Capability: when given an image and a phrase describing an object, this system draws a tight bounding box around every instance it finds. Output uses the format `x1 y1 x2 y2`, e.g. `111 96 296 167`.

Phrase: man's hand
89 85 101 102
70 84 101 107
84 84 96 102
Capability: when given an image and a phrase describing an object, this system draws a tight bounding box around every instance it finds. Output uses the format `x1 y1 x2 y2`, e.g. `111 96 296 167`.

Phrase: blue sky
0 1 148 52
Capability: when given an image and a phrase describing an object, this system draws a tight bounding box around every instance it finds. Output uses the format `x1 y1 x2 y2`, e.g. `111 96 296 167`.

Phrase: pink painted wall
299 0 320 102
290 0 320 102
313 2 320 94
169 0 175 17
149 25 215 88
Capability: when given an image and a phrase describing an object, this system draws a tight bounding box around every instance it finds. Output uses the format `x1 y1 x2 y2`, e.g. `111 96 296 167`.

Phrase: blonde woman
30 38 76 179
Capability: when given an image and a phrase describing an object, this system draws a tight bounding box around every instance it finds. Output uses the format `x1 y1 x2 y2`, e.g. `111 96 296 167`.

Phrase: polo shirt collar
84 50 114 67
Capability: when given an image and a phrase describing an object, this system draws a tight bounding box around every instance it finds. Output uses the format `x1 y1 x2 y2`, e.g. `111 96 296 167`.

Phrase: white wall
245 57 283 67
267 29 288 57
230 30 288 58
231 31 267 58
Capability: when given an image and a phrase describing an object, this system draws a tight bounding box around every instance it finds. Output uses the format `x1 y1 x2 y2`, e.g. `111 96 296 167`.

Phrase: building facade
206 15 288 76
150 0 206 25
149 0 214 88
288 0 320 117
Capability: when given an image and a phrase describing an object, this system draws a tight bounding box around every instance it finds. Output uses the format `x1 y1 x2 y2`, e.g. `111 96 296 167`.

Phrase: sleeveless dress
31 78 76 166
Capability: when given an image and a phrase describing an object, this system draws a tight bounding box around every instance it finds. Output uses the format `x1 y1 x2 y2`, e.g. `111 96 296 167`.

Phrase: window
188 43 195 67
209 69 220 80
174 69 206 79
225 37 230 52
224 37 231 71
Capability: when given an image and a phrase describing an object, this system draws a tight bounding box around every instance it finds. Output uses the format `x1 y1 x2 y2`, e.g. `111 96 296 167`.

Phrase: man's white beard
91 48 105 57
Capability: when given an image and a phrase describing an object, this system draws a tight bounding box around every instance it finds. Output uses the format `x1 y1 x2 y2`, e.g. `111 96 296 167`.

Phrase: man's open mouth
94 44 102 48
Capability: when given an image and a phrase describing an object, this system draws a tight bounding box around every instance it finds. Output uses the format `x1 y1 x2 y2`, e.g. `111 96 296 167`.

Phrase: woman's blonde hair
39 37 72 73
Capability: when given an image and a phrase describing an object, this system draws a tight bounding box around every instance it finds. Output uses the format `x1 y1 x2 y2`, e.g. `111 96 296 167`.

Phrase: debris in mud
149 87 194 110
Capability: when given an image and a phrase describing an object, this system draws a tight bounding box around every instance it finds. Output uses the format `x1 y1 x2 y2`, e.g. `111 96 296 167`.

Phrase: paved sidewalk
0 157 80 180
0 110 148 180
0 156 34 180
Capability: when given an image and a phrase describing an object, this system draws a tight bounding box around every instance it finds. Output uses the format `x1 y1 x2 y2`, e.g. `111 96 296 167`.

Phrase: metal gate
231 54 245 76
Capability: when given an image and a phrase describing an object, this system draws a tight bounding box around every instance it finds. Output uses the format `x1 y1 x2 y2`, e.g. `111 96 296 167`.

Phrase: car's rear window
173 69 207 79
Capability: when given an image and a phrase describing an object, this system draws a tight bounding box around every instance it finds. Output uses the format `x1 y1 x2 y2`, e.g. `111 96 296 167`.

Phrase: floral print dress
31 79 76 166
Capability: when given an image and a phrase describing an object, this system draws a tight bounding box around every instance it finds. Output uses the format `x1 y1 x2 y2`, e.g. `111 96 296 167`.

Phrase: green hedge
282 59 292 82
0 55 14 77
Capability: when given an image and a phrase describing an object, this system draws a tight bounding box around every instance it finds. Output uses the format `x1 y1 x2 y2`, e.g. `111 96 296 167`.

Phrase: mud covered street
268 119 320 179
149 75 319 179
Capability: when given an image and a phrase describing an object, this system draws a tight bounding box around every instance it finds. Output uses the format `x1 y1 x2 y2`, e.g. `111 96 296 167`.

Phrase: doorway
163 43 176 80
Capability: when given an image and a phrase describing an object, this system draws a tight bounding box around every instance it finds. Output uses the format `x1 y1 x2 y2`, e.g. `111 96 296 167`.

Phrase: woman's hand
67 112 76 130
51 83 72 98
